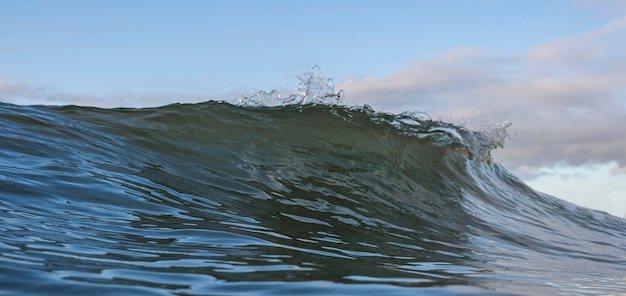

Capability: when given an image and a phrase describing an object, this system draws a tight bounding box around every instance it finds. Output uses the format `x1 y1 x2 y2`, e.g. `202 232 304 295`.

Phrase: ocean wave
1 78 625 295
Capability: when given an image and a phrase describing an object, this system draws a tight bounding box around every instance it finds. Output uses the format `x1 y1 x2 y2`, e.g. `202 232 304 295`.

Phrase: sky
1 0 625 217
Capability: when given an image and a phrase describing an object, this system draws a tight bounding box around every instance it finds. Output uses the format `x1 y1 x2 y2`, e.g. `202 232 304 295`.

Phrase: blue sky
0 0 612 96
1 0 626 217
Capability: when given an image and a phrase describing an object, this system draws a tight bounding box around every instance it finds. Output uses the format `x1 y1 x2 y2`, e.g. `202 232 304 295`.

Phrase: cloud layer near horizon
0 77 210 109
337 16 626 178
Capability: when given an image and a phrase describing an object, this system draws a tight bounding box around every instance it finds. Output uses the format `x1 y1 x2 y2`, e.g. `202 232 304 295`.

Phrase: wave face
1 100 625 295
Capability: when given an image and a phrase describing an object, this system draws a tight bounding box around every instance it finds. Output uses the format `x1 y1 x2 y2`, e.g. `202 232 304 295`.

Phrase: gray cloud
337 16 626 179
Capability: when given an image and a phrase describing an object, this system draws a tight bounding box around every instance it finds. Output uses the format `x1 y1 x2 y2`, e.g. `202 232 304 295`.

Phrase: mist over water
1 71 625 295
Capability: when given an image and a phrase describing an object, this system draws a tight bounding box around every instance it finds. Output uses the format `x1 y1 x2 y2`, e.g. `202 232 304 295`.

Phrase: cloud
337 16 626 178
0 45 17 53
574 0 626 16
0 77 209 108
0 78 102 106
0 79 27 96
609 164 626 176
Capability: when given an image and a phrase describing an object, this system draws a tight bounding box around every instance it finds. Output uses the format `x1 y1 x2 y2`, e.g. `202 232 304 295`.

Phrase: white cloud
527 16 626 65
526 162 626 217
610 164 626 176
337 16 626 180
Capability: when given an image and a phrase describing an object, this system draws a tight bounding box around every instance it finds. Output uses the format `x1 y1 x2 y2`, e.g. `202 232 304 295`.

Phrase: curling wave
0 72 625 295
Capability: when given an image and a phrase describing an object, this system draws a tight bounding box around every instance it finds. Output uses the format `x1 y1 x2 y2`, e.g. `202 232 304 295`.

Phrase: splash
235 65 345 107
235 65 510 163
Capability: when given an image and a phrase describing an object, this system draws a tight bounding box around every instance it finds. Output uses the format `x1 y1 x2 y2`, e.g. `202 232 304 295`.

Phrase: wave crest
233 65 510 164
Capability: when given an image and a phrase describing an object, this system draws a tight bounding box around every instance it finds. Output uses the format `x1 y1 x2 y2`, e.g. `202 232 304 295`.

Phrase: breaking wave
1 69 625 295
